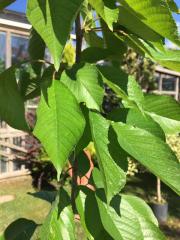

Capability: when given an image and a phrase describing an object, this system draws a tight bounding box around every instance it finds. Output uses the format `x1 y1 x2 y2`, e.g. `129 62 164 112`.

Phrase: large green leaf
1 218 37 240
61 63 104 111
0 67 29 131
97 65 128 93
118 33 180 72
75 106 92 154
84 32 104 48
143 94 180 134
81 47 114 63
40 188 75 240
29 191 57 204
97 65 131 105
111 25 180 72
127 109 165 140
122 195 166 239
112 122 180 195
166 0 180 13
118 5 163 46
142 42 180 72
97 65 140 108
27 0 83 70
18 65 41 101
34 80 85 178
0 0 15 10
88 0 119 30
96 191 165 240
76 188 113 240
96 191 142 240
127 76 144 110
119 0 180 45
98 19 128 62
28 28 45 76
89 112 126 203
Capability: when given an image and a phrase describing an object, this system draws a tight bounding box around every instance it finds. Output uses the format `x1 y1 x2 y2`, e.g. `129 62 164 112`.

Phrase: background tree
122 48 157 92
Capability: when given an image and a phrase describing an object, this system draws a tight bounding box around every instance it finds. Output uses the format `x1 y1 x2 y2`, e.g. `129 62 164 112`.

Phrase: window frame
0 26 29 68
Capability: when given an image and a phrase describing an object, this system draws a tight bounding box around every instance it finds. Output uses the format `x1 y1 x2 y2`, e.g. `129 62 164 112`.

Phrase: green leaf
127 76 144 110
92 168 105 189
75 106 92 154
119 0 180 45
96 191 166 240
85 32 104 48
97 65 139 108
0 67 29 131
89 112 126 203
97 65 128 93
34 80 85 178
97 65 130 103
88 0 119 30
76 187 113 240
81 47 114 63
122 195 158 225
61 63 104 111
127 109 165 140
27 0 83 70
118 5 163 45
29 191 57 204
18 71 40 101
166 0 180 13
40 188 75 240
96 190 143 240
28 28 45 76
142 42 180 72
101 20 127 61
143 94 180 134
0 0 15 10
1 218 37 240
122 195 166 239
112 122 180 195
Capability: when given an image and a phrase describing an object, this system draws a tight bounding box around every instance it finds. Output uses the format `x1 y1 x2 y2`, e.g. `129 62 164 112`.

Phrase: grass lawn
0 174 179 239
0 177 51 236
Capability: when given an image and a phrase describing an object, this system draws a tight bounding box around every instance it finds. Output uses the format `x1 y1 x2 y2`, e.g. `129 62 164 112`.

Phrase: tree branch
75 13 83 63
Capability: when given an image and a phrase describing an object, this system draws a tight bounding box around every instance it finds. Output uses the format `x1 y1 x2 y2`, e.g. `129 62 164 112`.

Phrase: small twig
75 13 83 63
71 152 78 213
89 27 128 36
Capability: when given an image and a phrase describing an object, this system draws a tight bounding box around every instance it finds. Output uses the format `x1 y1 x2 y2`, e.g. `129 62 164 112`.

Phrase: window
13 160 22 171
0 157 8 173
0 120 6 128
13 137 22 147
0 32 6 72
11 34 28 65
162 77 176 91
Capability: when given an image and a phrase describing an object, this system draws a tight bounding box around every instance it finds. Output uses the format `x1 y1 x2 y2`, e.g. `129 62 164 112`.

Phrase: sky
7 0 27 12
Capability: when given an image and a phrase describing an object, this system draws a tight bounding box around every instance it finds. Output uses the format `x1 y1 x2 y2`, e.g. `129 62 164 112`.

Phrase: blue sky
6 0 180 31
7 0 27 13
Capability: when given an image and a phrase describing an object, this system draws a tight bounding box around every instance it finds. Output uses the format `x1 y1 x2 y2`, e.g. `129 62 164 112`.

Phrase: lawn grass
0 176 51 235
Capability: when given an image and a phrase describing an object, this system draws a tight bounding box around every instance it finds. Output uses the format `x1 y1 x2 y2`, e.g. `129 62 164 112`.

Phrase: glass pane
0 32 6 72
13 137 22 147
0 157 8 173
162 77 176 91
11 34 28 64
13 160 22 171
